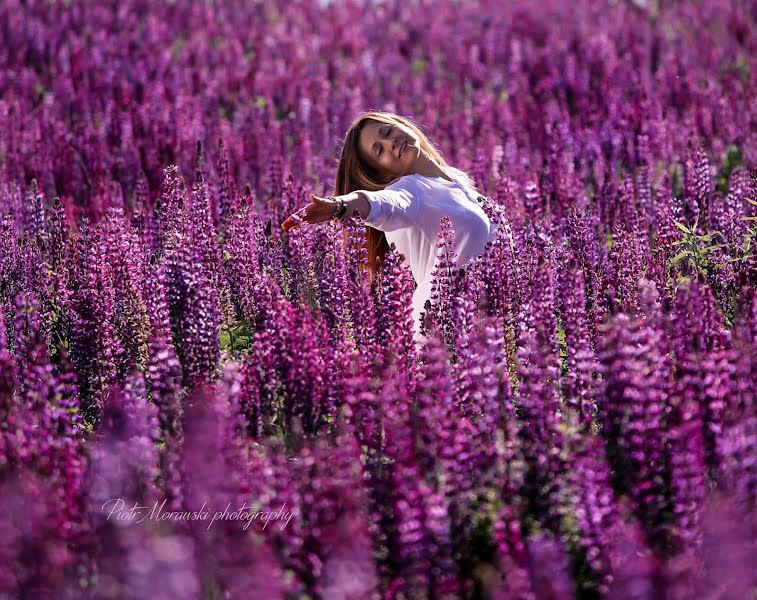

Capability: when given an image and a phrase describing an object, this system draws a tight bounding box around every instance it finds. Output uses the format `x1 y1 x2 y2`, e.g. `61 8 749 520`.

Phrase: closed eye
377 126 391 156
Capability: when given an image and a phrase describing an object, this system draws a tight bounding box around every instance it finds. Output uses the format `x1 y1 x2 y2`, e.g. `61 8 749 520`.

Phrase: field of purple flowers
1 0 756 598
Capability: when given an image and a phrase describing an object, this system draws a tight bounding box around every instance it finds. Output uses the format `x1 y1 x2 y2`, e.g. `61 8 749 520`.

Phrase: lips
399 141 407 157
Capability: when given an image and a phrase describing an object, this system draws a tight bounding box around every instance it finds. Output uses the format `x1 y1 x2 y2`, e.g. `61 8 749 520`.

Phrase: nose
384 136 401 157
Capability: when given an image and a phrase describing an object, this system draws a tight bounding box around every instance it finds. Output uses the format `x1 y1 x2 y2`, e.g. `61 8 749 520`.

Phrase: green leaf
673 221 691 234
671 251 689 265
411 58 426 74
703 230 725 240
701 244 727 253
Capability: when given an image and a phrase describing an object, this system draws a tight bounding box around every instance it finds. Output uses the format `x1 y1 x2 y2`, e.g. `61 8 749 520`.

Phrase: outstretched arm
281 178 418 233
281 192 370 231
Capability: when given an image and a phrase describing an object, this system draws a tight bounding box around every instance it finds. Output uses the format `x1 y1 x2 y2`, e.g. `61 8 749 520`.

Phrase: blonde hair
334 111 475 282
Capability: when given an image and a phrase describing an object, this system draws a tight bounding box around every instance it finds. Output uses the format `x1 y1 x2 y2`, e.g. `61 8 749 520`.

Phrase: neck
408 152 454 181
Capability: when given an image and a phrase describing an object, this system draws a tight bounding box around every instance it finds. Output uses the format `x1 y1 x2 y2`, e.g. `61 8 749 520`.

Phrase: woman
281 111 498 343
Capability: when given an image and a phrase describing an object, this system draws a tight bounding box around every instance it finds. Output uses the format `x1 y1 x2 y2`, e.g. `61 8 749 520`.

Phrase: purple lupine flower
597 309 669 549
289 425 379 599
699 493 756 598
146 330 185 511
728 167 754 243
216 137 240 238
339 217 377 361
454 315 508 494
282 213 320 308
668 283 710 516
45 195 69 271
568 432 619 595
607 221 645 314
683 141 711 224
280 304 327 435
473 212 519 331
313 226 353 343
515 253 565 536
265 133 285 204
131 172 160 258
634 133 653 218
177 381 238 580
25 178 45 239
154 165 187 260
191 142 231 323
101 206 151 374
490 504 535 600
250 436 306 598
85 377 199 600
200 362 290 600
87 374 161 508
525 535 575 600
374 245 419 381
422 484 462 599
0 298 89 595
557 255 600 427
605 519 659 600
0 469 79 597
523 175 546 225
470 146 490 195
718 316 757 515
416 331 486 572
223 201 263 329
340 354 393 581
144 261 185 510
699 347 736 478
238 353 263 439
181 260 221 388
246 324 282 436
564 204 610 347
424 215 461 351
66 222 123 426
9 292 87 531
382 362 432 597
162 217 221 388
664 410 706 587
495 171 526 226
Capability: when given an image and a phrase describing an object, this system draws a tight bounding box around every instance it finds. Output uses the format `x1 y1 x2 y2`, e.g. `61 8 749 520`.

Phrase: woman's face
357 120 419 180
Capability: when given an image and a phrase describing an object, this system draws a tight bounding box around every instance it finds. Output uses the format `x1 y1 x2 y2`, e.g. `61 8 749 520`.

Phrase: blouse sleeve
359 177 420 232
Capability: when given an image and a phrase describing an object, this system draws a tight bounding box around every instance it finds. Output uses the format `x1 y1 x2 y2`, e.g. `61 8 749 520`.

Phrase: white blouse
359 173 498 344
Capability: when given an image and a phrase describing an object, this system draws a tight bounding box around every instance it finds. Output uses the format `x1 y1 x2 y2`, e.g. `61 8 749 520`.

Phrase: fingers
280 219 298 231
281 204 310 231
281 212 304 231
280 195 331 231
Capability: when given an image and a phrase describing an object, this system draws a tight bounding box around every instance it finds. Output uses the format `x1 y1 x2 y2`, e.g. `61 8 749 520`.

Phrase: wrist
330 196 348 220
331 192 366 221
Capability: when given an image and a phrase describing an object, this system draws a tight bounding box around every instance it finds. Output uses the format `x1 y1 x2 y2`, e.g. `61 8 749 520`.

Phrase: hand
281 194 339 232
